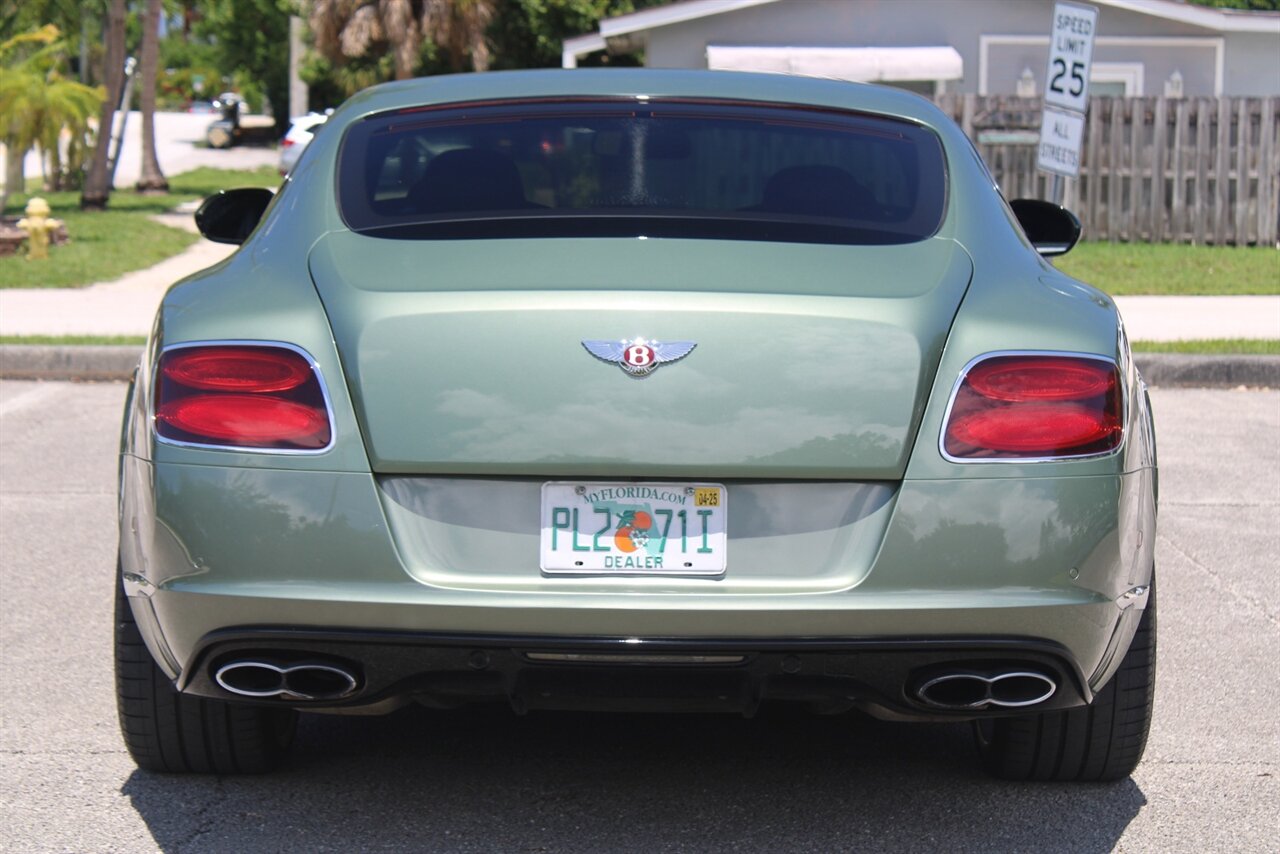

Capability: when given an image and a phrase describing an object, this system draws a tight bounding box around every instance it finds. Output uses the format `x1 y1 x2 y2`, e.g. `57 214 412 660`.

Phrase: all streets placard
1039 107 1087 178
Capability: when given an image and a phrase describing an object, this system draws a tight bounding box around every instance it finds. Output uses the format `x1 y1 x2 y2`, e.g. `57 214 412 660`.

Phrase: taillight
155 345 331 451
943 355 1122 460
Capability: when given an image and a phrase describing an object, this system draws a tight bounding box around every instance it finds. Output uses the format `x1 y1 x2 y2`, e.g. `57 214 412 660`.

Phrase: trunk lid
308 234 971 479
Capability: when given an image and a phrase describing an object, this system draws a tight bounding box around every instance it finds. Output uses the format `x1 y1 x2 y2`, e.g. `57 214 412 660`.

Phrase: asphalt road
1 382 1276 853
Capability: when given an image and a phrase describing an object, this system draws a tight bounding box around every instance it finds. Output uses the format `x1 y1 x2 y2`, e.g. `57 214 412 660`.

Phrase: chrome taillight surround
939 350 1126 464
152 340 337 455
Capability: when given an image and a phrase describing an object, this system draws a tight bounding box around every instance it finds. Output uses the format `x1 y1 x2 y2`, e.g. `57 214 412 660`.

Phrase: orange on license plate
539 482 727 575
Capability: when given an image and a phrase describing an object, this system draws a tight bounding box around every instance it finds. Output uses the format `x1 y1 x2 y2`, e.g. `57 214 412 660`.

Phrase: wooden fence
934 94 1280 246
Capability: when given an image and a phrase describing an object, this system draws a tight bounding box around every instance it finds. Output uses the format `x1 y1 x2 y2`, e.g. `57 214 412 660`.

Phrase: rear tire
975 582 1156 782
114 578 296 774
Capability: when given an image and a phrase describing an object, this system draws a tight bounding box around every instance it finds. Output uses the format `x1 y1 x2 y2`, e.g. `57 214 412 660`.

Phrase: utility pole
106 57 138 188
289 16 308 119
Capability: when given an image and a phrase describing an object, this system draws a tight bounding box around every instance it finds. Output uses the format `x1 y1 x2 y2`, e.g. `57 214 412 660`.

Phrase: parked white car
278 112 330 175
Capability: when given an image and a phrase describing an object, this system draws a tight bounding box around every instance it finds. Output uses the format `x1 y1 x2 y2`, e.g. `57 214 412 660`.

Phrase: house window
1090 62 1144 97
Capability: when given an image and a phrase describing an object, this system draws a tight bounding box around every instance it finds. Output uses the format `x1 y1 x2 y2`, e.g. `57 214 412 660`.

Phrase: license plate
540 482 727 575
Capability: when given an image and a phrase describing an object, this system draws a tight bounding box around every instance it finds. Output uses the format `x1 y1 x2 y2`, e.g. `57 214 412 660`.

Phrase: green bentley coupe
115 69 1157 780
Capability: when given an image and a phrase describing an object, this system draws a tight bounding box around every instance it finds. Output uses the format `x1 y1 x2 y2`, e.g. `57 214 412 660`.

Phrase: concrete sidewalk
1114 295 1280 342
0 238 234 337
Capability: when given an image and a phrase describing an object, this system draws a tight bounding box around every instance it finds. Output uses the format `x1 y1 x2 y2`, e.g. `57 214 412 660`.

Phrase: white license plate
540 482 727 575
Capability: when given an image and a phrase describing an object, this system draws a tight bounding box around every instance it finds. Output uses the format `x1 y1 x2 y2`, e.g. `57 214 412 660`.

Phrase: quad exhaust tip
215 660 359 702
915 670 1056 711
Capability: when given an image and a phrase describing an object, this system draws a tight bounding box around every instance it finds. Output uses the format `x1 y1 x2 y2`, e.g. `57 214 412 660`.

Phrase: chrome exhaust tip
915 670 1056 711
214 660 359 701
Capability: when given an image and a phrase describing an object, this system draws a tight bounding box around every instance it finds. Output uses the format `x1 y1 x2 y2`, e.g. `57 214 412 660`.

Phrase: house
563 0 1280 97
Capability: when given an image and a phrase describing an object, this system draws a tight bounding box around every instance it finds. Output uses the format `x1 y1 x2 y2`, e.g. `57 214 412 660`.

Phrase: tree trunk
81 0 127 210
48 144 65 192
3 147 28 214
136 0 168 193
468 0 495 73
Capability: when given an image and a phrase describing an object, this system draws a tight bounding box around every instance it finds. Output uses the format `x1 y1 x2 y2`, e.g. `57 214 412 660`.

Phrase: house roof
1101 0 1280 33
563 0 1280 64
598 0 780 39
706 45 965 82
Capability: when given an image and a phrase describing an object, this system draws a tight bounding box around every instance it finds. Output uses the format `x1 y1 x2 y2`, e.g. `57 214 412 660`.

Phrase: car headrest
410 148 529 214
761 165 875 219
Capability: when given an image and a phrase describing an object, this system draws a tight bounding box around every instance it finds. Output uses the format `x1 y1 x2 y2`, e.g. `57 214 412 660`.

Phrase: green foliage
195 0 291 125
1185 0 1280 9
489 0 666 70
156 33 223 108
0 26 104 206
1053 242 1280 296
158 33 222 71
156 66 224 109
301 52 394 107
0 0 106 45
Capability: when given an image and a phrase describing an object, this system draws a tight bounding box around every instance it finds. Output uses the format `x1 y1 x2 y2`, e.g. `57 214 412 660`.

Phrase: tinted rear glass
338 98 946 244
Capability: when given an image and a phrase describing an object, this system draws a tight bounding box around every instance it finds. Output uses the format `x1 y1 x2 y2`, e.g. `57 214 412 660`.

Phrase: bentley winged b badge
582 337 697 378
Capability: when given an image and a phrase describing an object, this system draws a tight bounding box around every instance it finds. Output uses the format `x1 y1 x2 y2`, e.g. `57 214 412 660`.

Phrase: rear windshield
337 98 947 244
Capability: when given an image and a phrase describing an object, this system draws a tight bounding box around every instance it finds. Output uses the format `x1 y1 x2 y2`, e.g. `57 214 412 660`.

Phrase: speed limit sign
1044 2 1098 113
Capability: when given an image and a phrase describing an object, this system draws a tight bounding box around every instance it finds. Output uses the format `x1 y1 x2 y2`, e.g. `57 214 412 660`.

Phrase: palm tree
308 0 496 92
81 0 127 210
423 0 494 73
136 0 168 193
311 0 420 82
0 25 103 213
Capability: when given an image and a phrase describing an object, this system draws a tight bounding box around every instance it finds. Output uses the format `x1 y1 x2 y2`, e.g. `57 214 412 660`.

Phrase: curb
1134 353 1280 388
0 345 142 382
1 345 1277 388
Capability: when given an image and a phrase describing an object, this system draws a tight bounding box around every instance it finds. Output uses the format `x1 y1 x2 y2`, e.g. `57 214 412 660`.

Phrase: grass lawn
0 167 279 290
1054 242 1279 296
1131 339 1280 354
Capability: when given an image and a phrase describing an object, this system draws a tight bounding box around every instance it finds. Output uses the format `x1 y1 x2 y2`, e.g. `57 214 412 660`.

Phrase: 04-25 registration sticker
539 483 727 575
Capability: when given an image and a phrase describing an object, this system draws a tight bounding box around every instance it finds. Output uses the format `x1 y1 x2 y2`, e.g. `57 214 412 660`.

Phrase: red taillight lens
943 355 1122 460
158 395 329 444
964 357 1115 402
161 347 312 392
155 345 331 450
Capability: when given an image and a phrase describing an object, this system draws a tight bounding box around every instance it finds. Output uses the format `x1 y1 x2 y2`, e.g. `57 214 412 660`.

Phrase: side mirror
195 187 274 245
1010 199 1082 257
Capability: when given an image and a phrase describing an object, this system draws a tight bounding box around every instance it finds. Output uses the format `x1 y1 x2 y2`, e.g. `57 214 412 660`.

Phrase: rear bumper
178 629 1091 722
120 458 1156 705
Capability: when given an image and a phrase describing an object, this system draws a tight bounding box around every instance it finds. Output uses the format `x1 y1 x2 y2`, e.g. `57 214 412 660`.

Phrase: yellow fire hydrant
17 197 63 261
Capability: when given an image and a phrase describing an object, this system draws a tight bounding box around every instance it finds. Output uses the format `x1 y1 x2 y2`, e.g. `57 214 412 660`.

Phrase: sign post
1037 2 1098 203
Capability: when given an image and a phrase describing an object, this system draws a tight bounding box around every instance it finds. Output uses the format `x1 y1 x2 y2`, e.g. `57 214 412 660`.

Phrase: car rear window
337 98 947 244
